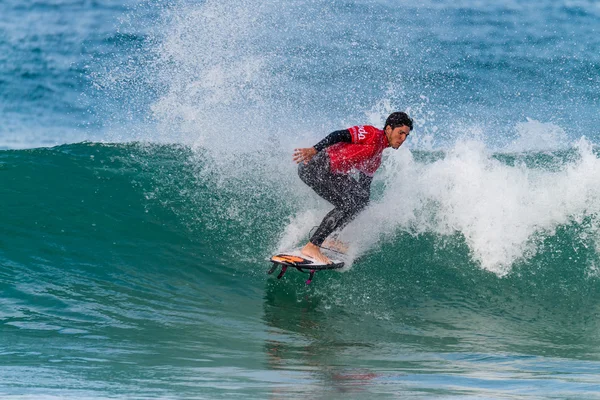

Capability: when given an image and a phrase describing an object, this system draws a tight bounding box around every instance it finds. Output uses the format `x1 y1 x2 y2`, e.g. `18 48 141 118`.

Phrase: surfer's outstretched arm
312 129 352 151
293 129 351 164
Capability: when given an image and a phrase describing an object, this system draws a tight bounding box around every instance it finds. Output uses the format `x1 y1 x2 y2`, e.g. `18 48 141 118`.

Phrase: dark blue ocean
2 0 600 398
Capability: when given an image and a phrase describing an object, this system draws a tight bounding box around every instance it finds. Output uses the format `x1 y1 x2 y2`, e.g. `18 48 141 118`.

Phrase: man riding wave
293 112 413 264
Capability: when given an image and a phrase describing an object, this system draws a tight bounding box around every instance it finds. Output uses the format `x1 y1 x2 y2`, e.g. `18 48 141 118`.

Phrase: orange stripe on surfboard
271 255 306 264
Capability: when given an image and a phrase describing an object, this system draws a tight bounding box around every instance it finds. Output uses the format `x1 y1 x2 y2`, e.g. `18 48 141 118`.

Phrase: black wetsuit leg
298 151 370 246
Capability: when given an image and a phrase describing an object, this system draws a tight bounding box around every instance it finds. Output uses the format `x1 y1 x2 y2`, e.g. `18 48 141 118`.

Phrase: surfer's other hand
293 147 317 164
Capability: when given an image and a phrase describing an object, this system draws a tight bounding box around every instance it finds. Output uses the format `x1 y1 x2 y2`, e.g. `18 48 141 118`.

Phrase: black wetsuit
298 130 372 246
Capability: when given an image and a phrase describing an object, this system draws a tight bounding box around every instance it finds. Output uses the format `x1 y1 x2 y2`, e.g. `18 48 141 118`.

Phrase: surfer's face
386 125 410 149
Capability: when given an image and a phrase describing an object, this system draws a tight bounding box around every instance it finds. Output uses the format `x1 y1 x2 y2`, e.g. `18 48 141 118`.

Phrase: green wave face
1 142 600 398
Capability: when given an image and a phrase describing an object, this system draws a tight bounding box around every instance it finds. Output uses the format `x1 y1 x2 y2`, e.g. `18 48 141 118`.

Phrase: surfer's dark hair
385 112 413 131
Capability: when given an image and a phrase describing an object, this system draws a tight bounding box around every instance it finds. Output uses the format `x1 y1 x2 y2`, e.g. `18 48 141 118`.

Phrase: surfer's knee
299 152 329 179
298 157 324 188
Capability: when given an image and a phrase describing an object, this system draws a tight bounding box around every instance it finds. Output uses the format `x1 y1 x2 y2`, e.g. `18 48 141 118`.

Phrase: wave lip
343 134 600 276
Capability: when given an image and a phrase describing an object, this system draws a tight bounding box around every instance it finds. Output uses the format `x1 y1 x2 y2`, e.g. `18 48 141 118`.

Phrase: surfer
293 112 413 264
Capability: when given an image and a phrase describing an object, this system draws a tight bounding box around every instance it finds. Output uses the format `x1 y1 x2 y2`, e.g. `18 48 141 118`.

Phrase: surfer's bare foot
322 238 348 254
301 242 332 264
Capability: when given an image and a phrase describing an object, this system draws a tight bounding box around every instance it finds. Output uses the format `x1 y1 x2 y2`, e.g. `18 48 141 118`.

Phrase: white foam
276 210 322 253
347 136 600 276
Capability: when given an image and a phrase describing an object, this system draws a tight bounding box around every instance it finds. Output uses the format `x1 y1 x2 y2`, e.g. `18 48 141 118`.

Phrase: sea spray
349 134 600 276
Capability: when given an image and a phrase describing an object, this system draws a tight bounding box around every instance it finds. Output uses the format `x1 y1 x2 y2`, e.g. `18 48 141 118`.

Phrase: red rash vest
326 125 390 176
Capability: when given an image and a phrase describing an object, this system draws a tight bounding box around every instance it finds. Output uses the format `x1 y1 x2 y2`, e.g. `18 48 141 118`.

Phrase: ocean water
2 0 600 398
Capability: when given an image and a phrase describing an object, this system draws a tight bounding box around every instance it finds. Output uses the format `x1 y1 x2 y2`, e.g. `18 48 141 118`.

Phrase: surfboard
268 250 344 285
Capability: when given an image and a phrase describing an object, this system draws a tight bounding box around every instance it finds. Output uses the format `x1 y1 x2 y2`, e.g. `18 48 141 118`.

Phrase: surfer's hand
293 147 317 164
